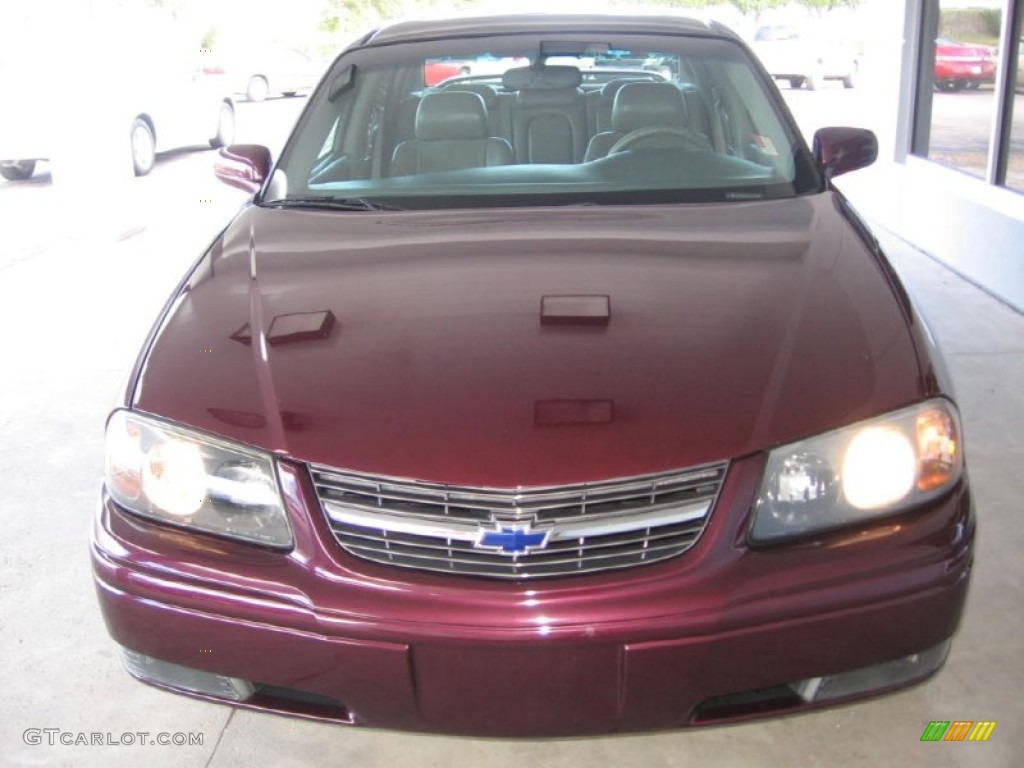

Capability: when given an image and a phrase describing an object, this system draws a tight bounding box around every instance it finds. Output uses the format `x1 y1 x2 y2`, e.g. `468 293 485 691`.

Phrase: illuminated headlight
105 410 293 548
751 399 962 542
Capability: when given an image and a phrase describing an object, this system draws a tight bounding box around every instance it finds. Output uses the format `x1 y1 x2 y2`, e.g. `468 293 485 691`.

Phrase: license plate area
413 643 622 736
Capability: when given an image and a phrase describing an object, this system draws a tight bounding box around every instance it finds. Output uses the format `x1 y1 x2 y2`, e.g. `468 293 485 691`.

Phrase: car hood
133 194 924 486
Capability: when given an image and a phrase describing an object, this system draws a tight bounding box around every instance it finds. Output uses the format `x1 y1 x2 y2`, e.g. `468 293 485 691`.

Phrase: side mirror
812 127 877 181
215 144 272 194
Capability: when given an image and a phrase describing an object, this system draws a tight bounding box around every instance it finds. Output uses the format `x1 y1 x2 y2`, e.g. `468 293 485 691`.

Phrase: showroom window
913 0 1023 191
1006 2 1024 190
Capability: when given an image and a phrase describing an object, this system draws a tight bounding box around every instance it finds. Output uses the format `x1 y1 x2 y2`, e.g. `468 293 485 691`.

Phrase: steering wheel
609 125 710 154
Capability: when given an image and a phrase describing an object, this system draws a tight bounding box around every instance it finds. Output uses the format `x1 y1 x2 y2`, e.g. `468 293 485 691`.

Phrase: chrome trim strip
323 502 481 542
324 497 711 544
335 525 700 554
311 464 722 500
339 542 690 570
551 500 709 539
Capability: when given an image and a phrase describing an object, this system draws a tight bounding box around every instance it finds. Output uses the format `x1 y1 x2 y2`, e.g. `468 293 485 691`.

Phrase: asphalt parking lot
1 90 1021 767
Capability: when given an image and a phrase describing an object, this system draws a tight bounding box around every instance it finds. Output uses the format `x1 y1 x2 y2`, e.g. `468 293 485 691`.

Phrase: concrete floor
0 178 1020 766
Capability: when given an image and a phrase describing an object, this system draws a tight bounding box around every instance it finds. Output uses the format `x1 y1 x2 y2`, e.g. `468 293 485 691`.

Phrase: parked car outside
422 59 460 86
457 53 530 77
93 13 973 736
593 51 676 78
120 62 235 177
422 54 527 85
934 38 996 91
0 44 48 181
0 17 234 179
751 23 860 89
228 44 325 102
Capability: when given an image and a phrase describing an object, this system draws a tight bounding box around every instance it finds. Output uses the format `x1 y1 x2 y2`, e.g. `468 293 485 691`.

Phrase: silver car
0 18 235 180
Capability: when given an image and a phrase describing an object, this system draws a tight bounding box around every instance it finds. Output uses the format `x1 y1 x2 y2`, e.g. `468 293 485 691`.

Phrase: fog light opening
120 648 256 702
791 640 951 703
692 640 951 724
793 676 824 702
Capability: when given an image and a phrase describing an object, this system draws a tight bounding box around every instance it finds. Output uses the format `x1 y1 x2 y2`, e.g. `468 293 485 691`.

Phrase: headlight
105 410 293 548
750 399 962 543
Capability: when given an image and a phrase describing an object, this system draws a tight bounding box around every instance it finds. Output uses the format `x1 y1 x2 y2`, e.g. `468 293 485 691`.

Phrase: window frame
912 0 1024 191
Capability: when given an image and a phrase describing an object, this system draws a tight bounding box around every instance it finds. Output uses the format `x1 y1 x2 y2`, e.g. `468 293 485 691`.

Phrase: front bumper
92 456 974 736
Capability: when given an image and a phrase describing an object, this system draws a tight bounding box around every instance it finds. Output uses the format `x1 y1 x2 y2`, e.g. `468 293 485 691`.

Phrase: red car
93 14 973 736
934 37 996 91
422 59 467 86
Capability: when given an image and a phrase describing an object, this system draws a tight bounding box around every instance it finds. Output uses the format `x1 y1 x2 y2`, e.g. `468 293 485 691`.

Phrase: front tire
0 160 36 181
246 75 269 102
842 61 859 89
804 63 825 91
130 118 156 177
209 102 235 148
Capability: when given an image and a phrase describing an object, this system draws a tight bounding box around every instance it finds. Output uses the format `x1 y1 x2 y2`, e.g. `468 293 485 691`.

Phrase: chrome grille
311 462 727 580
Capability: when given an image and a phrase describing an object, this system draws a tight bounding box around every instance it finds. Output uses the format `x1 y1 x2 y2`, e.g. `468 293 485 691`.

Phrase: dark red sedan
934 37 996 91
93 14 973 736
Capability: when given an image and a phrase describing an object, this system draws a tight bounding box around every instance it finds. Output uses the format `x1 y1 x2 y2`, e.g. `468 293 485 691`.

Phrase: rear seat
391 76 721 174
444 83 510 140
502 66 588 164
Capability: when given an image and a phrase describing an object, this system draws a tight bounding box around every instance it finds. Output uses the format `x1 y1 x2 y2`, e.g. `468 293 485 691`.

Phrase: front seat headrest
416 91 489 141
611 82 689 134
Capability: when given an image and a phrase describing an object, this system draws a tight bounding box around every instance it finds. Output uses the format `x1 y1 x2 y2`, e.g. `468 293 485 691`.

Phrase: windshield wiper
262 196 404 212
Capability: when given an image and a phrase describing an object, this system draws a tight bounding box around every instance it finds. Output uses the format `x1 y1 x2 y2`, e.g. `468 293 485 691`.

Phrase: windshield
270 32 820 209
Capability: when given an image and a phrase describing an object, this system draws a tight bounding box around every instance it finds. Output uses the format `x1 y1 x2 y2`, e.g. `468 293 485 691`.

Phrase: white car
751 24 859 90
0 13 235 180
0 69 234 180
229 46 325 102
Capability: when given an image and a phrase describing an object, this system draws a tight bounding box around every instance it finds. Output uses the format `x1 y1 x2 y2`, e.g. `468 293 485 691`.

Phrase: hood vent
540 295 611 326
535 399 614 426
